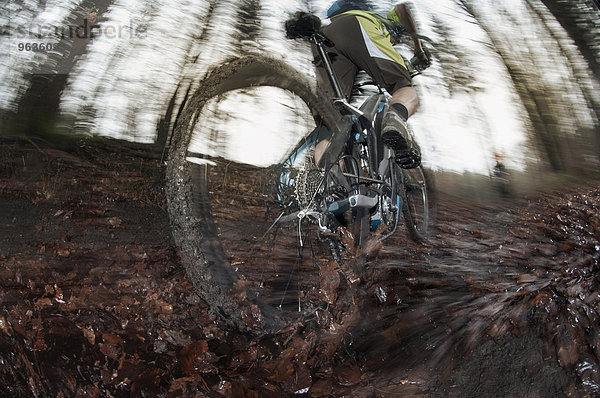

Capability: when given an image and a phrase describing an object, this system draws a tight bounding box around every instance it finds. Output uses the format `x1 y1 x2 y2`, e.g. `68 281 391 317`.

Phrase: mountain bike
165 17 432 334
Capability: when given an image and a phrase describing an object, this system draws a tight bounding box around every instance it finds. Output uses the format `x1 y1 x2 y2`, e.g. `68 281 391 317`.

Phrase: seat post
310 34 371 130
311 34 345 101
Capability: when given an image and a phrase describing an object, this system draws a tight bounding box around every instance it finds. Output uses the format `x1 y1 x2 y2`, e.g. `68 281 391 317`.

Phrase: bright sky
190 0 533 173
1 0 598 174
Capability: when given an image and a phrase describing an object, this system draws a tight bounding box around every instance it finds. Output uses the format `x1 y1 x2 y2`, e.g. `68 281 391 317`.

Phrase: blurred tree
5 0 114 143
459 0 599 173
429 14 479 96
234 0 262 51
540 0 600 79
158 1 219 150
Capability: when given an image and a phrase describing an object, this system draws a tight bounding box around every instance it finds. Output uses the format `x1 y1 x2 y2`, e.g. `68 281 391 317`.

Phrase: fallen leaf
107 217 122 227
79 326 95 345
241 304 265 330
0 317 12 336
102 333 124 345
335 363 361 386
178 341 210 375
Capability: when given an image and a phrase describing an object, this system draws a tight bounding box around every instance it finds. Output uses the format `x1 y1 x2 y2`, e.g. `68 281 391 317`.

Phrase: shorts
316 13 413 99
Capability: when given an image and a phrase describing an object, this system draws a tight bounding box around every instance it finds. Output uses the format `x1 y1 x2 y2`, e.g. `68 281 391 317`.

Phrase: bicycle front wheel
401 166 430 241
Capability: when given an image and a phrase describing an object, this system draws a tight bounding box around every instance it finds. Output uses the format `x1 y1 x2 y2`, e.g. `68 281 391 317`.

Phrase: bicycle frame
276 33 403 242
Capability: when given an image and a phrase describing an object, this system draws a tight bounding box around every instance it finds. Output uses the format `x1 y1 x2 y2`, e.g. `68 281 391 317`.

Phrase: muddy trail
1 136 599 397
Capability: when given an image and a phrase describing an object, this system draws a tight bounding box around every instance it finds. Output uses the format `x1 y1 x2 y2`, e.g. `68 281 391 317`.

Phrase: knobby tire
165 56 343 333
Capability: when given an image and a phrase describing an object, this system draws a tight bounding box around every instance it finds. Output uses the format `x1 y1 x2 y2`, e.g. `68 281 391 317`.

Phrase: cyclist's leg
322 15 420 164
382 84 421 168
390 86 419 118
323 14 413 101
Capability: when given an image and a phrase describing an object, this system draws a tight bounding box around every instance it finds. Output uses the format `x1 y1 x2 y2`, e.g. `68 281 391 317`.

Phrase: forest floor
1 136 599 397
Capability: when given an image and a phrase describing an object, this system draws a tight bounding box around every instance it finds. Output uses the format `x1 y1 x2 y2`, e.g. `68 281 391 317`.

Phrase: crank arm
328 194 378 214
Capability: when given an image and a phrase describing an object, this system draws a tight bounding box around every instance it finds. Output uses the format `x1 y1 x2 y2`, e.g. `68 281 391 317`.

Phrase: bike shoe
396 147 422 169
381 109 421 169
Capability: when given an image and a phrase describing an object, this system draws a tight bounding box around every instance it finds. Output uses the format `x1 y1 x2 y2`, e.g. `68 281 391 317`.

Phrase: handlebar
406 54 427 77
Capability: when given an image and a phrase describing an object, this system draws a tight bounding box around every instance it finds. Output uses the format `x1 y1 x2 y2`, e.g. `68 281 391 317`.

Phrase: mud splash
1 137 599 396
340 188 600 395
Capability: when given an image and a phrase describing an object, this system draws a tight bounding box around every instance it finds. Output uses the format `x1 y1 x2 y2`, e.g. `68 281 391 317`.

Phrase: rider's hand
412 48 432 71
388 22 406 44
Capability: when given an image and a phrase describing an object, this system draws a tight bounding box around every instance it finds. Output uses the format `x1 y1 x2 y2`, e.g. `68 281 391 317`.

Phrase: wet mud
1 137 599 397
